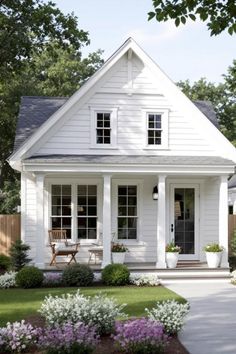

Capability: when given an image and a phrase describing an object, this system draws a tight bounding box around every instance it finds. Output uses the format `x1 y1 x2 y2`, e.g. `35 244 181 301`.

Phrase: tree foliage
177 77 236 146
0 0 104 213
148 0 236 36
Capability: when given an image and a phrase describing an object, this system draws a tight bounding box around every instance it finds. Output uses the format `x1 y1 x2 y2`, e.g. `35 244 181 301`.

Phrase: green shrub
62 264 94 286
231 229 236 256
102 264 130 286
16 266 44 288
9 240 31 271
229 255 236 271
0 254 11 272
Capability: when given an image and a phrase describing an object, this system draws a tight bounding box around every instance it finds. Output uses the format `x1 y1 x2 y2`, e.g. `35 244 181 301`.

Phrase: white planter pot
166 252 179 268
206 252 222 268
112 252 126 264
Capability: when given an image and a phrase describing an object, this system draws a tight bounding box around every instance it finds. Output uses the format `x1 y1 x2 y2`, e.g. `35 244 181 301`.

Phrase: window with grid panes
96 112 111 144
51 185 72 238
147 113 162 145
77 185 97 239
118 185 137 240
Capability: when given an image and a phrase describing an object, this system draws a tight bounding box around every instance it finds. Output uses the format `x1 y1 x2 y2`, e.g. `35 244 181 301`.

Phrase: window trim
112 179 143 244
142 108 169 150
90 106 118 148
47 178 102 245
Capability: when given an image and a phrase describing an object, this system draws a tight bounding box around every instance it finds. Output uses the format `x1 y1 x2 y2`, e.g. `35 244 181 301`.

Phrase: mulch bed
25 315 189 354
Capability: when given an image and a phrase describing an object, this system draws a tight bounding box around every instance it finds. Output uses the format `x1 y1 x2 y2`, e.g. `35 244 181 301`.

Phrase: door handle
171 224 174 232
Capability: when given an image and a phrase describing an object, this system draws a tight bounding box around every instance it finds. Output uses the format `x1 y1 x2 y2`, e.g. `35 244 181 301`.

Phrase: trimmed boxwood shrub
102 264 130 286
16 266 44 288
0 254 11 273
62 263 94 286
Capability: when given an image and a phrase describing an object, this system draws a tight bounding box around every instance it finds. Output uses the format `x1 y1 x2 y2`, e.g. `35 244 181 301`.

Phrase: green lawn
0 286 185 326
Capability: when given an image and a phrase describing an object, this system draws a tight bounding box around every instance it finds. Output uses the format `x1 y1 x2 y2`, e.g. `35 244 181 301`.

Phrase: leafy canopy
148 0 236 36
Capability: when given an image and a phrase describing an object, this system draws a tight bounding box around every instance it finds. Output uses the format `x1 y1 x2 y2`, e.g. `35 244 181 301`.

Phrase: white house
8 38 236 269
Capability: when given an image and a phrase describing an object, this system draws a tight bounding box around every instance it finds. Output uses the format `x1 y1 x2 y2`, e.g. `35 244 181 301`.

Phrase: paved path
165 280 236 354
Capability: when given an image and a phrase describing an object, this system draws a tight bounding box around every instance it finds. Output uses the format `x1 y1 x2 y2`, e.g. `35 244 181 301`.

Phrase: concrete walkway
165 280 236 354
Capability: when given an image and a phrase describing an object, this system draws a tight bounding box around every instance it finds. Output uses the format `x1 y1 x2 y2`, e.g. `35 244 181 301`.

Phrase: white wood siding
36 53 215 157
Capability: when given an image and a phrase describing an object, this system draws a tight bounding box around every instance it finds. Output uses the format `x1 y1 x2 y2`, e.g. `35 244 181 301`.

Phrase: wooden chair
48 229 80 266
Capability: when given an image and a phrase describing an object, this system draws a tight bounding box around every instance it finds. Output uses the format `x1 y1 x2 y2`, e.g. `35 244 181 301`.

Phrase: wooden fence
0 215 21 255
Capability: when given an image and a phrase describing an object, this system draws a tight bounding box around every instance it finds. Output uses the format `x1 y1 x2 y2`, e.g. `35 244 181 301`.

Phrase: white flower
0 272 17 288
129 273 161 286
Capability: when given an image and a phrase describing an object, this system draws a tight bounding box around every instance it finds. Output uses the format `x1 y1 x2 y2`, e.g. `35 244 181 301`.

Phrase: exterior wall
36 54 215 157
21 172 37 261
21 173 221 265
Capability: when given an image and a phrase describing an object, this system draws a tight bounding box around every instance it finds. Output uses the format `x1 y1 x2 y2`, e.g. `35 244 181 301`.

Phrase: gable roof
229 174 236 189
9 37 236 168
13 97 218 153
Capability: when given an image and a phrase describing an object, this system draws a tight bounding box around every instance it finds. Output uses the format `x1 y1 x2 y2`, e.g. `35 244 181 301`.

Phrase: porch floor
44 261 231 280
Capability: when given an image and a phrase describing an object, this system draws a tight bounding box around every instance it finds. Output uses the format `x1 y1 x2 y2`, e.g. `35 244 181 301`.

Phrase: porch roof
25 154 234 166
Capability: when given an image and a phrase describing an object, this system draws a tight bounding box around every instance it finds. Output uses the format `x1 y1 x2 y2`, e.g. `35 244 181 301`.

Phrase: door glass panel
174 188 195 254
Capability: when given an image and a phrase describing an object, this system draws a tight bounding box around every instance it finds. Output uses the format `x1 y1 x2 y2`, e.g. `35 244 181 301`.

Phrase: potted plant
111 243 128 264
204 243 224 268
165 242 181 268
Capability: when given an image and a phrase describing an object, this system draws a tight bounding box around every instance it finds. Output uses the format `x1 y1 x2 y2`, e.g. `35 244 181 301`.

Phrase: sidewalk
165 280 236 354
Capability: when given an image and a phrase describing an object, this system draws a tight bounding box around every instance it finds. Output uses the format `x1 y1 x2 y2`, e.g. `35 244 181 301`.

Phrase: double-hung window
117 185 137 240
145 109 169 149
51 185 72 238
90 107 118 147
96 113 111 144
77 185 97 239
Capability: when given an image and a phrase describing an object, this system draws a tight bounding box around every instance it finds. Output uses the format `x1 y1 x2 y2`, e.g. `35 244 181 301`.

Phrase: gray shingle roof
13 96 219 153
229 174 236 188
13 96 67 152
25 154 234 166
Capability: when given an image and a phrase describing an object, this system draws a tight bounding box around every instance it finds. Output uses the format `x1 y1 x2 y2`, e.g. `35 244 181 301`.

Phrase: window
144 109 168 149
51 185 72 238
117 185 137 240
90 107 118 147
96 112 111 144
147 113 162 145
77 185 97 239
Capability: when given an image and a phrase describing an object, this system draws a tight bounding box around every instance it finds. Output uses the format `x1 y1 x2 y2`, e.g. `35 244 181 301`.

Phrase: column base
34 262 45 269
101 260 112 269
156 261 167 269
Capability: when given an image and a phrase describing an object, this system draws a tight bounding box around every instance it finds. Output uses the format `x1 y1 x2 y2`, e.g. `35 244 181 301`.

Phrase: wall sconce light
152 185 158 200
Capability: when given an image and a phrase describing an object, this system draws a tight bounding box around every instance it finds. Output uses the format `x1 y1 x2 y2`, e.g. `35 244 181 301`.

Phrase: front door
170 184 199 260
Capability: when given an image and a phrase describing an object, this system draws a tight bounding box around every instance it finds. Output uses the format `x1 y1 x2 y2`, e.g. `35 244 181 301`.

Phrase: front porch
44 261 231 281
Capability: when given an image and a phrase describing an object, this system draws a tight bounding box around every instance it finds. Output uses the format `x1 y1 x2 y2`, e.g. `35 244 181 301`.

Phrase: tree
0 1 104 213
148 0 236 36
177 78 236 146
0 0 89 78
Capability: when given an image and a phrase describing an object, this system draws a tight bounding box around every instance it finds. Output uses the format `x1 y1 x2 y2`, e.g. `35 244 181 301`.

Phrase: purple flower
113 318 168 353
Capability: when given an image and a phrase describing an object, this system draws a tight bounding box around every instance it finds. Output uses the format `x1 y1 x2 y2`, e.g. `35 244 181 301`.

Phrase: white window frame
90 106 118 148
112 179 143 245
46 178 102 245
143 108 169 149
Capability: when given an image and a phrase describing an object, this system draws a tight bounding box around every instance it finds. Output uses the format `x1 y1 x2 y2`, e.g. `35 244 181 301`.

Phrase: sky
52 0 236 84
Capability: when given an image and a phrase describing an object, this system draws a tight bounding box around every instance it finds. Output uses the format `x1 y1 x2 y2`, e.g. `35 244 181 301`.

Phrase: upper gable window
90 107 118 148
96 113 111 144
144 109 169 149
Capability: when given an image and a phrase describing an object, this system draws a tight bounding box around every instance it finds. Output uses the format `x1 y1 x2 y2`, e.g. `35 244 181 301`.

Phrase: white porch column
219 175 229 267
156 175 167 268
35 173 45 269
102 174 112 268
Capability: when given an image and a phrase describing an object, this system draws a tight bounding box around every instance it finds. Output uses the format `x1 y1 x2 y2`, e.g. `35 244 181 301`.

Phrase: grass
0 285 185 326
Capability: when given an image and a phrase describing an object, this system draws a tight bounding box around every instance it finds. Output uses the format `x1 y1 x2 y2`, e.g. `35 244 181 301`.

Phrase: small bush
0 254 11 273
0 320 39 353
16 266 44 288
113 318 168 354
39 290 127 335
0 271 16 288
38 322 99 354
9 240 31 271
62 264 94 286
130 273 161 286
43 272 63 287
146 300 190 335
101 264 130 286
